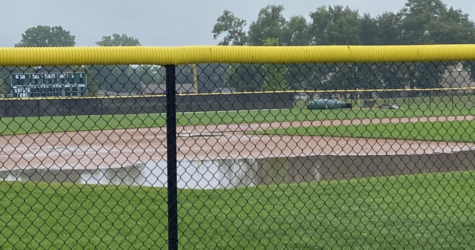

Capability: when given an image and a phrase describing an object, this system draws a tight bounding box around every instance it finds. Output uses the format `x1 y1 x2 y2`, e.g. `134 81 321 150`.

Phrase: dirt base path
1 115 474 171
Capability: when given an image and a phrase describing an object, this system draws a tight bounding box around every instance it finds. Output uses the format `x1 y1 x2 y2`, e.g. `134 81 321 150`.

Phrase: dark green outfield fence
0 93 294 117
3 45 475 249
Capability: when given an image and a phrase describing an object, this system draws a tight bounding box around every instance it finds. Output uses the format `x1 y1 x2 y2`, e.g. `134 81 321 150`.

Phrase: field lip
175 114 475 135
2 114 473 142
2 115 475 171
0 108 471 137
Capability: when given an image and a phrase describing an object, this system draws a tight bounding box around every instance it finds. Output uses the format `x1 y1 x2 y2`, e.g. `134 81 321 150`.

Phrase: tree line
14 26 141 47
0 26 149 96
212 0 475 93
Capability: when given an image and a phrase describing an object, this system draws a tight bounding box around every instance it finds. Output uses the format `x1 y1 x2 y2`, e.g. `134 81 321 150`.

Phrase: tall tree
359 14 379 45
94 34 142 94
281 16 310 45
0 75 6 96
214 0 475 91
261 38 290 91
212 10 248 45
248 5 287 45
399 0 447 44
423 7 475 44
225 64 265 92
376 12 403 45
309 5 361 45
211 11 248 91
96 33 141 46
308 6 331 45
135 65 165 85
397 0 475 88
196 64 228 92
0 67 10 96
322 63 384 95
86 73 100 97
89 65 141 94
15 25 75 47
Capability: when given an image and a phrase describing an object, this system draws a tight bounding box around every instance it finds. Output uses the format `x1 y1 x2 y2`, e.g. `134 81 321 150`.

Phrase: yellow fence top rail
0 87 471 101
1 45 475 66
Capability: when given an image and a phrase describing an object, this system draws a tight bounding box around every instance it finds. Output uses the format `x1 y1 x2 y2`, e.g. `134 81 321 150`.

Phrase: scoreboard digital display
11 72 86 86
10 72 87 97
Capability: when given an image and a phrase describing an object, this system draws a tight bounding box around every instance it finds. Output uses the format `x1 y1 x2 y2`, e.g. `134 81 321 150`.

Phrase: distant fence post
165 65 178 250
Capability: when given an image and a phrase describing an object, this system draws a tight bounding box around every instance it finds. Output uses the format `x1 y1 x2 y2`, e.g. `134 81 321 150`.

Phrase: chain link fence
2 53 475 249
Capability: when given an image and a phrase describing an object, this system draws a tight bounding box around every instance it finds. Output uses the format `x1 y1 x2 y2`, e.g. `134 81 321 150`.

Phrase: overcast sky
2 0 475 47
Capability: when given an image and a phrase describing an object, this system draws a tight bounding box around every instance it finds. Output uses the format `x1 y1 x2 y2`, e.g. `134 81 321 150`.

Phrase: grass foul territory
2 170 475 249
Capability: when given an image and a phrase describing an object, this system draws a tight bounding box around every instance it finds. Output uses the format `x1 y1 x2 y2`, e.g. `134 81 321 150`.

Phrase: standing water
1 149 475 189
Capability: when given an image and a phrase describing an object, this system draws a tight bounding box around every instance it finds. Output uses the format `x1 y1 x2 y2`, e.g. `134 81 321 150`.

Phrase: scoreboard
10 72 87 97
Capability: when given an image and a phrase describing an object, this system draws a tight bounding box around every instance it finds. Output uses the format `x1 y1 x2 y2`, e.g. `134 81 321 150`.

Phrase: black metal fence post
165 65 178 250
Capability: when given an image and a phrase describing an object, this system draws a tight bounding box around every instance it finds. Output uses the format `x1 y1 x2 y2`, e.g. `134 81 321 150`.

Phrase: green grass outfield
257 118 475 143
1 170 475 249
1 95 475 136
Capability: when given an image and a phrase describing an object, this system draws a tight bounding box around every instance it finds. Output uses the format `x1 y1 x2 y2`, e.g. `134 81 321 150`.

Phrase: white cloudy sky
2 0 474 47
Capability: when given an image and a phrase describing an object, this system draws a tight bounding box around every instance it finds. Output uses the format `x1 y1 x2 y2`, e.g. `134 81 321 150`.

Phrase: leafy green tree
0 78 5 96
96 33 141 46
211 11 250 91
212 10 248 45
423 7 475 44
375 12 403 45
309 5 361 45
281 16 310 45
376 63 407 90
327 63 381 92
285 64 331 90
87 65 140 94
135 65 165 85
306 6 364 94
0 67 10 95
226 38 290 92
215 0 475 91
261 38 290 91
15 25 75 47
308 6 331 45
399 0 447 44
176 65 193 86
248 5 287 45
262 64 289 91
108 66 141 94
426 6 475 88
397 0 475 88
93 34 142 94
225 64 265 92
86 73 100 96
215 6 289 91
359 14 379 45
196 64 228 92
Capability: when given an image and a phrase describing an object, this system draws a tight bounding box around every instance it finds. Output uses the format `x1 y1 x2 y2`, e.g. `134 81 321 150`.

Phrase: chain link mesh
1 61 475 249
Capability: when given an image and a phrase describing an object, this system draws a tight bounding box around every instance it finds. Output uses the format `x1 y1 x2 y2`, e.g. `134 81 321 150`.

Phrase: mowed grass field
258 116 475 143
1 170 475 249
0 95 474 136
2 95 475 249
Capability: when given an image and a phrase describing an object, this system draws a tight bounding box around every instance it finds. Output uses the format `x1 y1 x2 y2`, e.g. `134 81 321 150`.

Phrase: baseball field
1 94 475 249
0 95 473 136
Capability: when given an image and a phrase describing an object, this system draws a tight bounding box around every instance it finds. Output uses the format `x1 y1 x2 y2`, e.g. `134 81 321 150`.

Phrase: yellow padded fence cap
1 45 475 66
